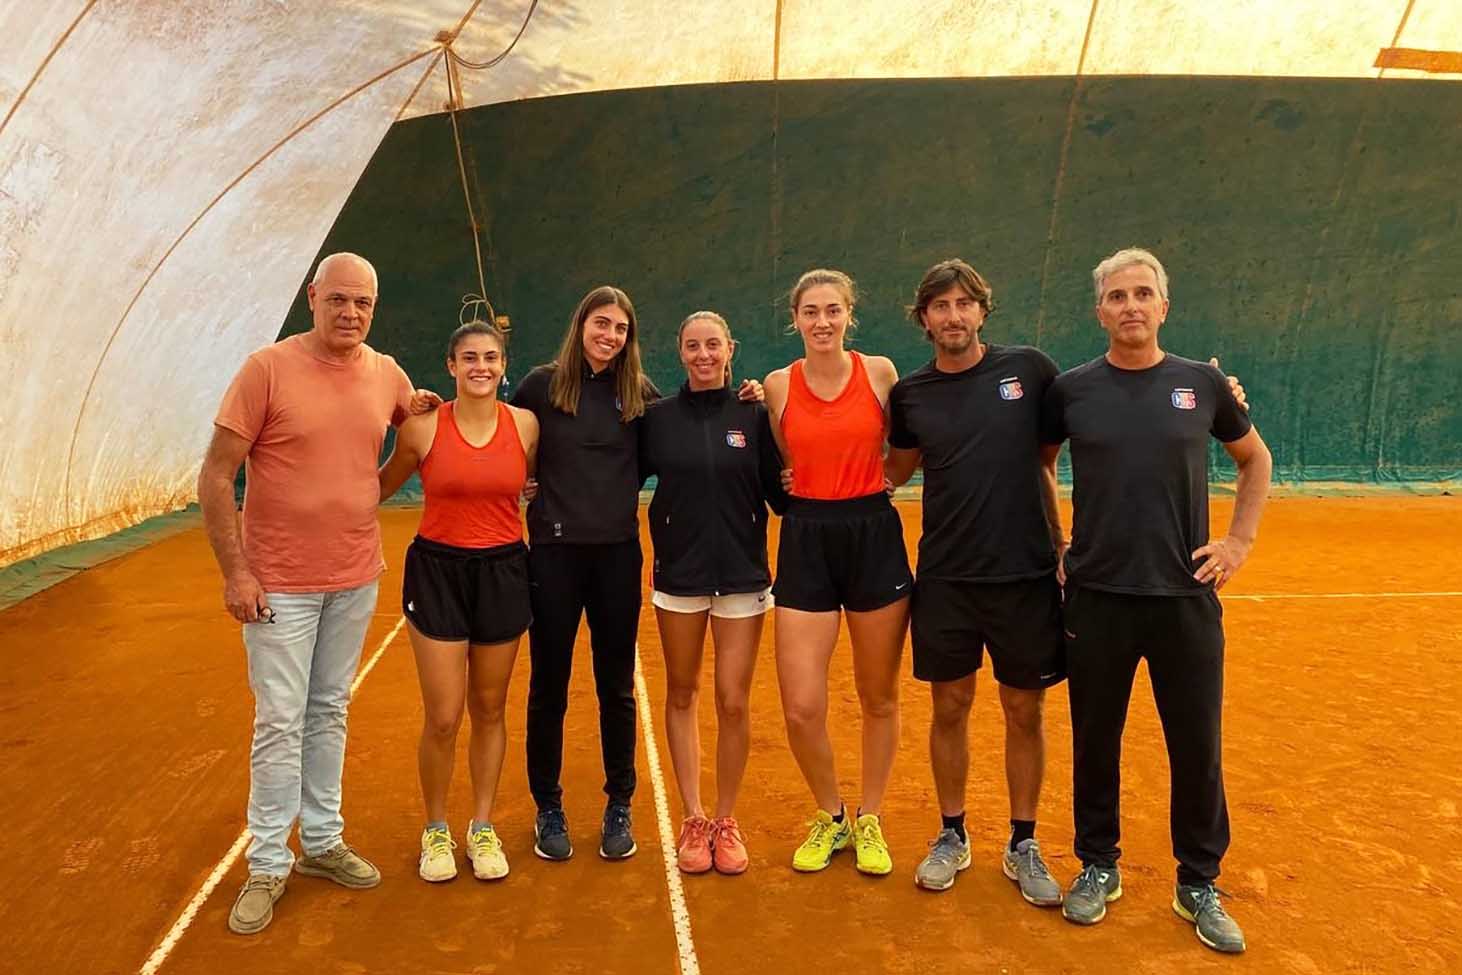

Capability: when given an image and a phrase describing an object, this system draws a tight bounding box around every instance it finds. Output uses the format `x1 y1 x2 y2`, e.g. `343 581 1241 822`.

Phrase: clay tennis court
2 494 1457 975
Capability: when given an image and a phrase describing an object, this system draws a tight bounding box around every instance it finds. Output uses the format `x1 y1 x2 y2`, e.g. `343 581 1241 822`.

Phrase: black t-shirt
510 362 658 545
888 344 1060 582
1039 353 1252 595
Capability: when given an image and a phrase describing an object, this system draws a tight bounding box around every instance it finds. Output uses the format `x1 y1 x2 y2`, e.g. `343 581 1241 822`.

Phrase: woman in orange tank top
764 269 913 876
378 321 539 884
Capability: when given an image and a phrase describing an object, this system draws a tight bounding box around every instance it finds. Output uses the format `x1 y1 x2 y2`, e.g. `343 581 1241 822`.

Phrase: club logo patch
1172 388 1197 410
725 430 747 448
998 377 1024 400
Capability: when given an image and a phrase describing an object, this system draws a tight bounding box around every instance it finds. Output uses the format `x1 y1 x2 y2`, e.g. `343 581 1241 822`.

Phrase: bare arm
1038 443 1069 584
198 426 266 622
866 355 900 408
511 406 539 477
763 368 792 460
378 414 431 502
1193 427 1272 588
885 447 921 487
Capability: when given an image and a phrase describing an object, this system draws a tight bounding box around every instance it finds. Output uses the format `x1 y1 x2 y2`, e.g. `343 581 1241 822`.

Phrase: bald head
313 252 378 294
306 252 379 359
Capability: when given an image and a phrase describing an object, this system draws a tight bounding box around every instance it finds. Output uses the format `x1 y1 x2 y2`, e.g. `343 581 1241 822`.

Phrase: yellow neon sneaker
792 809 852 872
854 813 892 876
418 826 458 882
466 822 509 881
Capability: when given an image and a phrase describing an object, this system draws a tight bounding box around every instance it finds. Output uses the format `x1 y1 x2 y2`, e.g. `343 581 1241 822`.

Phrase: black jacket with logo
639 383 790 595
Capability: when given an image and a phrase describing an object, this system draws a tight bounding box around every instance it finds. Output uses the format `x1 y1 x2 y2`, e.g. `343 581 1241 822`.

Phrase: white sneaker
419 825 458 882
466 823 509 880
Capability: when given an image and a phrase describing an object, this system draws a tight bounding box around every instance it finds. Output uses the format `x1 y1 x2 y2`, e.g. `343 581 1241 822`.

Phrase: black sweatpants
525 540 642 810
1064 586 1229 886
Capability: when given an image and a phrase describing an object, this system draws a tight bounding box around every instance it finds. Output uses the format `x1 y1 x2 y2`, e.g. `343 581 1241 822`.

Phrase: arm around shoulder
379 412 432 502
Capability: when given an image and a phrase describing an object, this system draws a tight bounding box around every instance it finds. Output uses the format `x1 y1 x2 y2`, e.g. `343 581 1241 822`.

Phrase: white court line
1225 591 1462 601
138 616 407 975
633 646 701 975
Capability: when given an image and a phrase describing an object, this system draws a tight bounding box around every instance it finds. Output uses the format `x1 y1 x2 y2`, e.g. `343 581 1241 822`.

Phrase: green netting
283 76 1461 485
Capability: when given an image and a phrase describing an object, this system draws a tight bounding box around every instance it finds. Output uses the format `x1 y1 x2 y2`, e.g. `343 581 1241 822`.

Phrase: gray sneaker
228 874 286 935
914 828 971 891
1001 838 1063 906
1061 864 1123 924
1174 884 1247 954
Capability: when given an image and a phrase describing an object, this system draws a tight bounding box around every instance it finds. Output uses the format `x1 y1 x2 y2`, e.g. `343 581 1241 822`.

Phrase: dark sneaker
1002 838 1063 906
534 808 573 861
1061 864 1122 924
1174 884 1247 954
600 802 637 859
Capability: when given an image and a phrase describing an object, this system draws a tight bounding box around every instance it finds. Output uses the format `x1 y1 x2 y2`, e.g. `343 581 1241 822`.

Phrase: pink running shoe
711 816 749 875
677 816 713 874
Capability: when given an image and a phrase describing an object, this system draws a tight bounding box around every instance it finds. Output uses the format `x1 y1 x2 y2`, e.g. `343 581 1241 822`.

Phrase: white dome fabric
1 0 1459 565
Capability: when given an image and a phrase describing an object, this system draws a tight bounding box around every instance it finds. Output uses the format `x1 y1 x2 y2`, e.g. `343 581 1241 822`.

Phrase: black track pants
1064 586 1230 886
525 540 642 810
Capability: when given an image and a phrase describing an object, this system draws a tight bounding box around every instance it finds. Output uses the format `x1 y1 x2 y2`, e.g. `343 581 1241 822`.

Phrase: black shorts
402 536 532 645
772 494 912 613
911 574 1065 689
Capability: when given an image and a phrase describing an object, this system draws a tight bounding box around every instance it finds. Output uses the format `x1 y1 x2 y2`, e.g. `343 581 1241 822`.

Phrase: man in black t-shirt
887 259 1067 906
1040 247 1271 954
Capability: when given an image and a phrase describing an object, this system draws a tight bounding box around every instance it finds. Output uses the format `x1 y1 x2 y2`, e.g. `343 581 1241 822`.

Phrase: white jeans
242 581 378 876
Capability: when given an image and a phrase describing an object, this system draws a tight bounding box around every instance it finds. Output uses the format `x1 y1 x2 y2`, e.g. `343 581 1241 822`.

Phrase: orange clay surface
0 497 1459 975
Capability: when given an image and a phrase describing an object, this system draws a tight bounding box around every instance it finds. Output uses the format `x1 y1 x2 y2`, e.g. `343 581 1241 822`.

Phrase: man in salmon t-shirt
198 252 424 935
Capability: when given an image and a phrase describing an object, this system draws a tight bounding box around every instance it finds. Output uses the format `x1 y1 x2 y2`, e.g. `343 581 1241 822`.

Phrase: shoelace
925 831 963 865
244 875 278 893
1073 864 1108 897
424 828 456 857
469 827 499 855
711 817 742 846
680 817 711 847
539 810 568 837
315 843 352 863
605 806 632 835
1020 843 1053 879
804 817 837 846
1190 885 1232 918
857 819 884 847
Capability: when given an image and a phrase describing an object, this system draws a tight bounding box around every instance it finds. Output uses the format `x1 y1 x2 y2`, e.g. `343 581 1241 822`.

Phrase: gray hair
312 252 379 293
1092 247 1168 303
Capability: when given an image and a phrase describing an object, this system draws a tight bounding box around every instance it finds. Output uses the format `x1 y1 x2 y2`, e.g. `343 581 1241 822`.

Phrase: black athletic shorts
911 573 1065 689
402 536 532 645
772 494 913 613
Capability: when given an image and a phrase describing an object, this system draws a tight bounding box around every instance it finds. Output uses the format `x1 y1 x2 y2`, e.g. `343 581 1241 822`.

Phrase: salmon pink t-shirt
214 334 413 592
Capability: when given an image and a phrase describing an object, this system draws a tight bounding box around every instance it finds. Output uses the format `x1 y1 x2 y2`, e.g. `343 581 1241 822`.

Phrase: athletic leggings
525 540 642 810
1064 586 1230 886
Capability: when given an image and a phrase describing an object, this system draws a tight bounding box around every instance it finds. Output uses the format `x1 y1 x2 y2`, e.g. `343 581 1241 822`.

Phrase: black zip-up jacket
639 383 790 596
510 362 659 545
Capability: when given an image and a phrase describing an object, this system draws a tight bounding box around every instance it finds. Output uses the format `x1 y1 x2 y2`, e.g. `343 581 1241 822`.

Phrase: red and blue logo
998 377 1024 400
725 430 747 448
1172 388 1197 410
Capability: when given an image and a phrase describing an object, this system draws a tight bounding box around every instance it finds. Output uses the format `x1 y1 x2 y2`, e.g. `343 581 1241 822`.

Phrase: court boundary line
633 645 701 975
1224 591 1462 601
137 616 407 975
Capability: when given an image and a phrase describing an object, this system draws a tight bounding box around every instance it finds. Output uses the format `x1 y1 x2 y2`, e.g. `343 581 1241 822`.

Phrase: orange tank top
781 351 887 500
418 400 527 548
